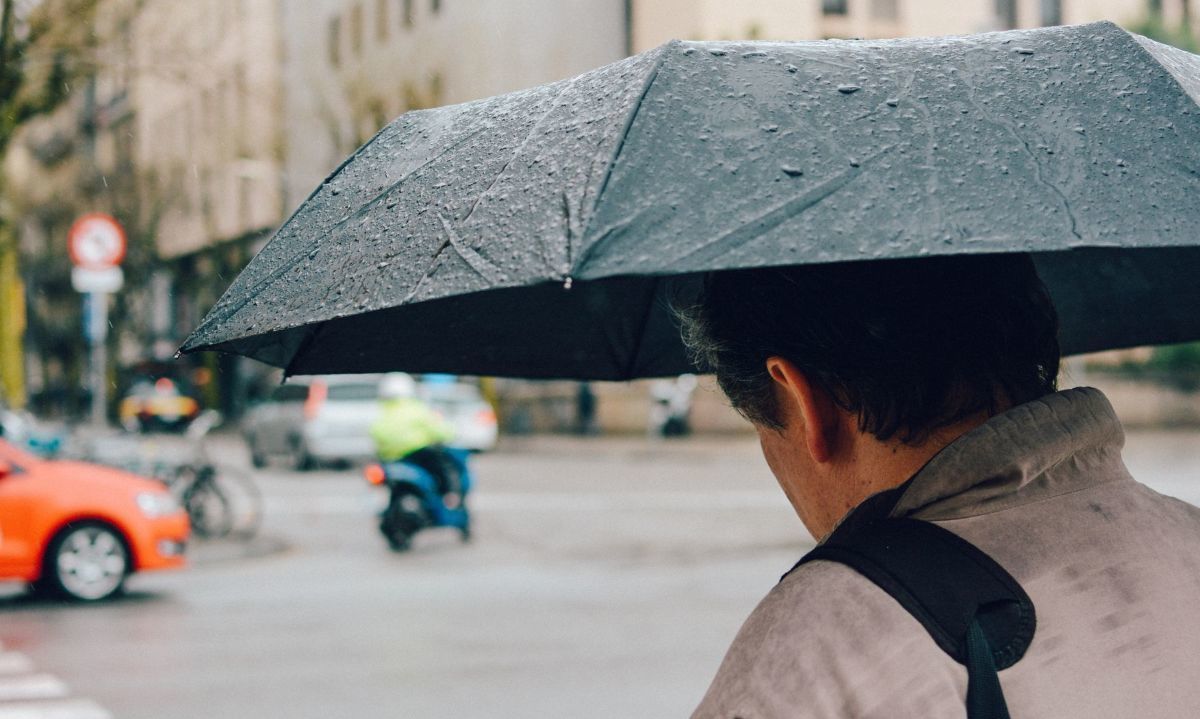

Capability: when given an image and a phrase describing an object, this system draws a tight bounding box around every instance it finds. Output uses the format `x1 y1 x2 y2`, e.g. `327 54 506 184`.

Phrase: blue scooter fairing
380 448 472 534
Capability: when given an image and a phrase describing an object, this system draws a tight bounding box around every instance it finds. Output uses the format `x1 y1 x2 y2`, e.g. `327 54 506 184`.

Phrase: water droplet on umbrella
762 124 779 133
838 84 861 94
331 187 341 195
885 98 899 107
781 166 804 177
1014 47 1035 55
1116 158 1127 167
709 49 727 57
786 64 798 73
741 51 767 59
849 158 861 167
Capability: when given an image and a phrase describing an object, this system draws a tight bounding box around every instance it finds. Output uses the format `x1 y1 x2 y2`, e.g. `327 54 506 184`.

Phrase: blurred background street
0 429 1198 719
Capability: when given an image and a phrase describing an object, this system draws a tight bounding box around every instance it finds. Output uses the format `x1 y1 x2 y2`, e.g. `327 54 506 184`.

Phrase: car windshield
326 384 379 401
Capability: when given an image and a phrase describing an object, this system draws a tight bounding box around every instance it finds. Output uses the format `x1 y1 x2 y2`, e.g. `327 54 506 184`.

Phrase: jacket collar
888 387 1129 521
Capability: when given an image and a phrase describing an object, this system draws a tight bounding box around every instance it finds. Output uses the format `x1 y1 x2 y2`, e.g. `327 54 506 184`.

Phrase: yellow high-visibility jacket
369 397 454 462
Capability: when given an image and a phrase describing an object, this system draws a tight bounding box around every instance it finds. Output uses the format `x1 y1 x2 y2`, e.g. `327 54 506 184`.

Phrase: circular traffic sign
68 213 126 269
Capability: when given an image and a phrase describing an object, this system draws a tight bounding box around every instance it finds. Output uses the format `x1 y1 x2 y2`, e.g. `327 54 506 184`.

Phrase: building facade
632 0 1158 52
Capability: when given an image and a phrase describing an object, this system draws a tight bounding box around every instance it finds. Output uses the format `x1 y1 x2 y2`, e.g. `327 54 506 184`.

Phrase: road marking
0 675 68 702
0 654 33 676
0 699 112 719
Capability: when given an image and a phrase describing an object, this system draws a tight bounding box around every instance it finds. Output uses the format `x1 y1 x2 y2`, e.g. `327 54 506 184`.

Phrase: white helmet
379 373 416 399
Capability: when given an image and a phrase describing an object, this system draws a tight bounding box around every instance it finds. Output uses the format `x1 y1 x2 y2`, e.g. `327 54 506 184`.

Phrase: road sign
71 266 124 294
68 214 126 270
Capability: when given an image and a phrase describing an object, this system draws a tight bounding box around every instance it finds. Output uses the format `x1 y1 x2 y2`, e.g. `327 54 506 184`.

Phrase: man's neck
819 410 996 538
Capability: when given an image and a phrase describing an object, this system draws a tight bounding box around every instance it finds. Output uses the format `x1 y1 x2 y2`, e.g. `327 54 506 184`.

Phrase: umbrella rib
573 41 675 275
622 277 662 379
460 81 575 227
668 145 893 266
437 213 504 283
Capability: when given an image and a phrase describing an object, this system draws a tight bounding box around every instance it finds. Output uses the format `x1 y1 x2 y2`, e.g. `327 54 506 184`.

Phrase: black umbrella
182 21 1200 379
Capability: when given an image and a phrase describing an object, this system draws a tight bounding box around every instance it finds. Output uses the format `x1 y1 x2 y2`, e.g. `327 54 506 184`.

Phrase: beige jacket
693 388 1200 718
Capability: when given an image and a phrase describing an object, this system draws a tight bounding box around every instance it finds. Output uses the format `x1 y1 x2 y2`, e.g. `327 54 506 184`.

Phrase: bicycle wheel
183 477 234 539
208 462 264 539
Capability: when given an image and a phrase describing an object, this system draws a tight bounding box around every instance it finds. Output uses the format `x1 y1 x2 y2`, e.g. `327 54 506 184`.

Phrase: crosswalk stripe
0 699 113 719
0 675 69 702
0 654 34 676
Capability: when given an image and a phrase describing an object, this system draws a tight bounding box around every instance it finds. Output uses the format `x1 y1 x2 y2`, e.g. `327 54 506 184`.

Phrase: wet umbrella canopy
182 22 1200 379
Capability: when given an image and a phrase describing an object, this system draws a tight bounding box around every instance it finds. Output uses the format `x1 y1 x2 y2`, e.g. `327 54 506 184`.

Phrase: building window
995 0 1017 28
871 0 898 21
328 16 341 67
431 0 441 15
377 0 389 39
402 0 414 28
350 3 364 55
1040 0 1062 26
822 0 848 14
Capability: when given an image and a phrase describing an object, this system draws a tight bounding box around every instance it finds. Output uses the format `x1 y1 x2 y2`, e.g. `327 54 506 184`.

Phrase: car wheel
291 437 315 472
44 522 129 602
248 435 267 469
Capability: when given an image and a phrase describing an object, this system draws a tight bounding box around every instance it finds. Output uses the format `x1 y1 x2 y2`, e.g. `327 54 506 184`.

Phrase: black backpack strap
789 514 1036 719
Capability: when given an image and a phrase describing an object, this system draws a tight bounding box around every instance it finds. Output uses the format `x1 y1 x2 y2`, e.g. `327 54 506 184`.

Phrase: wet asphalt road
2 430 1199 718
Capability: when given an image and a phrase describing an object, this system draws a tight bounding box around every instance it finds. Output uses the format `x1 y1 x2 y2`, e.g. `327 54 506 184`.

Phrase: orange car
0 439 189 601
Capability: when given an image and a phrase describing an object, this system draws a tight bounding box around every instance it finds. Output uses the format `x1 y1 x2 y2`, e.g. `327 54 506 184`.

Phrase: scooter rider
369 373 458 496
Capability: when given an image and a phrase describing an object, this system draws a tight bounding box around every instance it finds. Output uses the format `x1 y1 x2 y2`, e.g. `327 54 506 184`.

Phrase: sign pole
68 214 125 430
86 291 109 428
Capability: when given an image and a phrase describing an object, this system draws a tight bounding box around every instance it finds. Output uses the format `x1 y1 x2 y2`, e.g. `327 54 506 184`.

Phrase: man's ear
765 357 839 464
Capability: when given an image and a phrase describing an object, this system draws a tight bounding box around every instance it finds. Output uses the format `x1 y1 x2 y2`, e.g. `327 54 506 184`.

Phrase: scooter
364 448 472 551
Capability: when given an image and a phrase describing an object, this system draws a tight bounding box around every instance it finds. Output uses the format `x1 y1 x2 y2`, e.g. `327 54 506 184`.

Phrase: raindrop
682 47 696 56
786 64 798 73
308 249 319 260
885 98 899 107
1014 47 1035 55
563 277 573 290
761 124 780 133
1074 126 1085 134
741 51 767 59
331 187 341 195
838 84 862 94
378 260 390 268
101 176 108 188
1116 158 1127 167
709 49 727 57
780 165 805 177
849 158 861 168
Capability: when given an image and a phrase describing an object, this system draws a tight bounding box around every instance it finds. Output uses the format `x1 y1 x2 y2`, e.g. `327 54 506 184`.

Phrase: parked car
0 439 189 601
243 375 498 470
118 377 201 432
418 378 498 452
243 375 383 470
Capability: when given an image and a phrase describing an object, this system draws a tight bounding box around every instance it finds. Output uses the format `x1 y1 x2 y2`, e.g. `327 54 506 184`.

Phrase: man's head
678 253 1060 536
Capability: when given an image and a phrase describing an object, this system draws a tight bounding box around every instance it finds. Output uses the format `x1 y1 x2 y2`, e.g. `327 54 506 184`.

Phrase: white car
243 375 382 470
417 379 499 452
243 375 497 470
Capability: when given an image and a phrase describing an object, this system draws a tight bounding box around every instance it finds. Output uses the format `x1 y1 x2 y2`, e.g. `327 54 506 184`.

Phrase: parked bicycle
161 410 262 540
77 410 262 540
